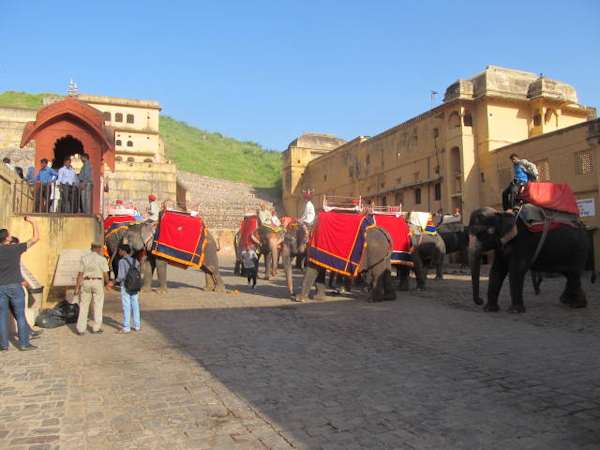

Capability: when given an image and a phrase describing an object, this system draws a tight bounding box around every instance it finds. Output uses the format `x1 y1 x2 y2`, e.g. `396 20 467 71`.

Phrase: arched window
127 157 135 162
533 113 542 127
415 188 422 205
544 108 557 126
115 139 122 146
115 113 123 122
143 158 153 163
103 111 111 121
127 114 135 124
126 141 133 147
116 156 123 162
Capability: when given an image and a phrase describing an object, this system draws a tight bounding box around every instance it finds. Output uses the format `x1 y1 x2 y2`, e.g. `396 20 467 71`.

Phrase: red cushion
519 182 578 215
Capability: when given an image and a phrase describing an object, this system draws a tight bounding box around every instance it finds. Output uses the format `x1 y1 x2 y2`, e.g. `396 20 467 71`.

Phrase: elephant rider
299 190 316 236
147 194 160 222
502 153 539 211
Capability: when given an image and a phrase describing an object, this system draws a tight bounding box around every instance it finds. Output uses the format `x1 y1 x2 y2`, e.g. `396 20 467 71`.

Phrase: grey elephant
296 226 396 302
281 224 309 298
469 206 592 312
106 221 225 293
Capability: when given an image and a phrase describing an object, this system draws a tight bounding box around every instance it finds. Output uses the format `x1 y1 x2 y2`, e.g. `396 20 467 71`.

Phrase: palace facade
282 65 600 266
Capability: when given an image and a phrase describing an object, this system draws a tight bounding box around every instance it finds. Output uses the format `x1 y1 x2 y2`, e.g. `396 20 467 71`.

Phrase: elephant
468 206 592 313
296 226 396 302
256 227 284 280
281 224 309 297
106 221 225 294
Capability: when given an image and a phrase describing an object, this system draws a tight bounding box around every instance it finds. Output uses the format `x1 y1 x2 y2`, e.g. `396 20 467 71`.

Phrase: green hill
0 91 282 189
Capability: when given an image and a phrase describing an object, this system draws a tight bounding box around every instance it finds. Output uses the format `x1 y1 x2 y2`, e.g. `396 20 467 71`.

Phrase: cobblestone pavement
1 255 599 450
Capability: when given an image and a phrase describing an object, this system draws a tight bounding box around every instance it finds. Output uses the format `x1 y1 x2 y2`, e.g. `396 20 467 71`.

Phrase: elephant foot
294 295 306 303
214 286 226 294
483 303 500 312
142 287 152 293
568 291 587 309
507 304 526 313
157 288 168 295
313 294 327 302
415 285 426 292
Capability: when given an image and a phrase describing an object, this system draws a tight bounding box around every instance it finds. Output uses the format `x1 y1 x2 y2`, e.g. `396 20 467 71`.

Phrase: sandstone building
282 65 600 266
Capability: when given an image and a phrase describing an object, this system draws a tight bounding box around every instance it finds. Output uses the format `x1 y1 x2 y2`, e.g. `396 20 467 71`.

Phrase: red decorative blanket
104 215 136 237
239 215 258 250
152 211 207 269
519 182 578 215
372 214 413 266
307 211 373 277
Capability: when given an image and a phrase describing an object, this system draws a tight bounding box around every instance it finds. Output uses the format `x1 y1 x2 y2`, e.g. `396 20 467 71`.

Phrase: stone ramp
176 170 280 230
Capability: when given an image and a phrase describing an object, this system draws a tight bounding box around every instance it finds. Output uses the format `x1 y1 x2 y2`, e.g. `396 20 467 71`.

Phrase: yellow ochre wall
8 215 102 308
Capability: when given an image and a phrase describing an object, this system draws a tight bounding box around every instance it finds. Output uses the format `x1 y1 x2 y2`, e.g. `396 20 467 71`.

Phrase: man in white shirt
147 195 160 222
300 190 316 227
56 157 79 213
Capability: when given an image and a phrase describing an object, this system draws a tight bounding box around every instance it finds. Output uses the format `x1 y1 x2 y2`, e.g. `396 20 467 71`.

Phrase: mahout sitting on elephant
468 204 592 313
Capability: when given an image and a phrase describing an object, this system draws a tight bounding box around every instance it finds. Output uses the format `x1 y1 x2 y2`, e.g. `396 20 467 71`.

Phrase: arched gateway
20 96 115 214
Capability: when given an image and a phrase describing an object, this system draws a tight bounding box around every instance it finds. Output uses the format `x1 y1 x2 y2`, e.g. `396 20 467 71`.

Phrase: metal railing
12 181 93 215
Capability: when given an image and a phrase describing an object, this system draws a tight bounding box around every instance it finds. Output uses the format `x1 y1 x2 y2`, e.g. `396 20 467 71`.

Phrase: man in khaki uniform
74 241 111 335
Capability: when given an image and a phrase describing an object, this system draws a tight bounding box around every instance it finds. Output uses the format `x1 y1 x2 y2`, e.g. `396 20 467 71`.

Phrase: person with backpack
502 153 539 211
74 241 111 335
116 244 142 333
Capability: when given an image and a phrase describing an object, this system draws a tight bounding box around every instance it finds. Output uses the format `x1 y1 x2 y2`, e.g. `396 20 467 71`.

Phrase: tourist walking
74 241 111 335
116 244 142 333
0 217 39 352
79 153 93 214
56 157 79 213
241 245 259 288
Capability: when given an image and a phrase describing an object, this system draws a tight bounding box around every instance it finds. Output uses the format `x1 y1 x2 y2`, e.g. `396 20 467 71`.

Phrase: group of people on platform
4 154 94 214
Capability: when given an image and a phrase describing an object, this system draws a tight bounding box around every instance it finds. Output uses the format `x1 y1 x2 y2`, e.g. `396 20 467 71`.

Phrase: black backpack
123 257 142 294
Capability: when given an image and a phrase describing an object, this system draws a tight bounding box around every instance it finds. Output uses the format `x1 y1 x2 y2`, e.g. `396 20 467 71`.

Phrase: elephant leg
204 269 215 291
156 259 168 294
203 265 225 293
562 273 587 308
412 255 426 290
507 263 526 313
314 269 327 301
264 251 271 280
397 266 410 291
532 271 542 296
485 255 507 312
142 259 153 292
435 254 444 280
297 266 319 302
370 268 396 302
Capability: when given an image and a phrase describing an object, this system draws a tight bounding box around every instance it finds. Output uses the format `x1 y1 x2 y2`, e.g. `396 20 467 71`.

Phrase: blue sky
1 0 599 150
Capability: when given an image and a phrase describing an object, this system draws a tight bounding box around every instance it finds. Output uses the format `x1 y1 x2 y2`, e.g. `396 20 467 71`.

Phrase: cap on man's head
116 199 124 205
148 194 157 201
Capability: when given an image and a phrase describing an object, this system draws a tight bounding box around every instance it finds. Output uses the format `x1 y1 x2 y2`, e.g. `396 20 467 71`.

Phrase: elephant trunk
468 233 484 306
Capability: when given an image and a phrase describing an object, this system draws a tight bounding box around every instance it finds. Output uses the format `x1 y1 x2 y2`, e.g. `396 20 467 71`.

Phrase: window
324 174 327 182
115 156 123 162
395 191 404 206
143 158 153 163
115 113 123 122
534 159 551 181
480 172 485 182
115 139 122 146
533 113 542 127
103 111 111 121
366 154 371 165
433 128 439 138
575 150 593 175
127 157 135 162
126 114 135 124
434 183 441 201
463 112 472 127
415 188 422 204
126 141 133 147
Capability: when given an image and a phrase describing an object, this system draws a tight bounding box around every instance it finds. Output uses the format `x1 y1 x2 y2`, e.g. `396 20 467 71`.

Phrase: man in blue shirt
34 158 57 212
502 153 539 211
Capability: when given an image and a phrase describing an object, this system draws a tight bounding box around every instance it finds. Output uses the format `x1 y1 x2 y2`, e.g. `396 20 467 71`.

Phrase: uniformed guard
74 241 111 335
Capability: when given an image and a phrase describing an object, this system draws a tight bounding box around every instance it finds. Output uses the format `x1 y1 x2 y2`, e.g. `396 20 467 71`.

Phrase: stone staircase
176 170 280 230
